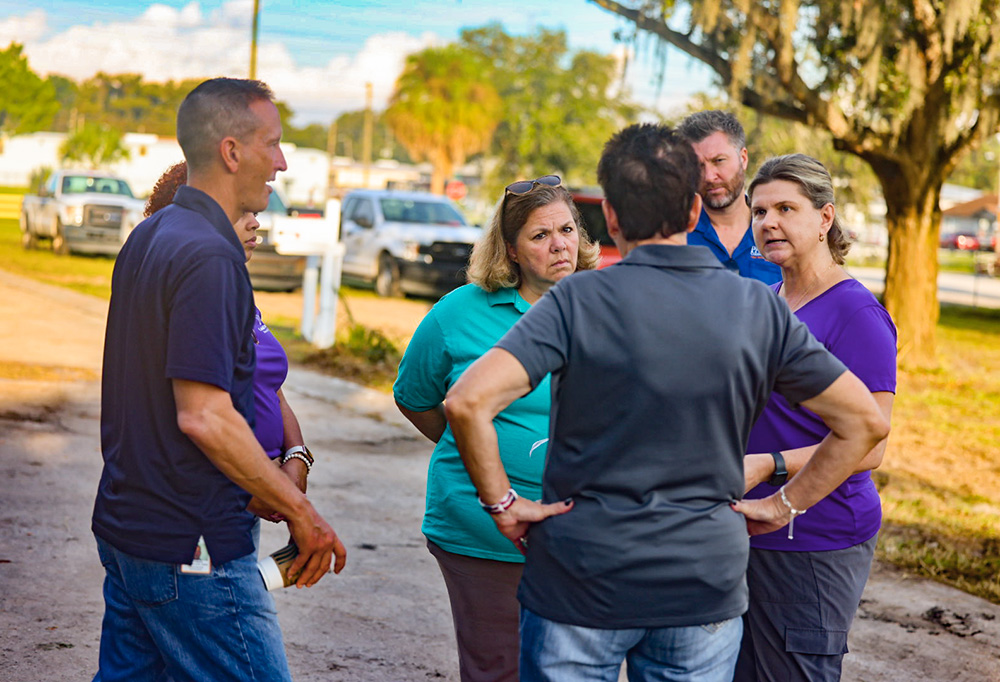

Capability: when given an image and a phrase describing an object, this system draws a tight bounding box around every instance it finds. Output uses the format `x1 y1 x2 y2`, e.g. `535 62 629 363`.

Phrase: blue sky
0 0 715 124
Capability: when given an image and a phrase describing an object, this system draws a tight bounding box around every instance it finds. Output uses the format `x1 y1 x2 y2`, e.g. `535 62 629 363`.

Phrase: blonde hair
467 184 600 291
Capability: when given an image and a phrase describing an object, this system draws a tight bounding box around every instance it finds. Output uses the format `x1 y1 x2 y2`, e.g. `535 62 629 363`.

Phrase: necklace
783 262 837 312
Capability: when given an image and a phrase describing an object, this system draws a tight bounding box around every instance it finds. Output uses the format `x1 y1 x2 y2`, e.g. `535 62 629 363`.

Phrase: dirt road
2 269 1000 681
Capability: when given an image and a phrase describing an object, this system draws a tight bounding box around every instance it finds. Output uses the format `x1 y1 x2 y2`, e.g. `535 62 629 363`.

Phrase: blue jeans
93 535 291 682
520 607 742 682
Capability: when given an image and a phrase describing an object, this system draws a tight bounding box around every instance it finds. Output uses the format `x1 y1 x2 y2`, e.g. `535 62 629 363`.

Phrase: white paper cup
258 556 285 591
257 542 299 591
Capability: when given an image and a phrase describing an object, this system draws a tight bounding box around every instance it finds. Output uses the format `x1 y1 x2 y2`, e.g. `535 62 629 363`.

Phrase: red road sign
445 180 467 201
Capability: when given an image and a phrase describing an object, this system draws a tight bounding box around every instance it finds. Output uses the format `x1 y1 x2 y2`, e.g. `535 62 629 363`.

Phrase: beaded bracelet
478 488 518 515
778 486 807 540
281 451 312 474
283 445 314 466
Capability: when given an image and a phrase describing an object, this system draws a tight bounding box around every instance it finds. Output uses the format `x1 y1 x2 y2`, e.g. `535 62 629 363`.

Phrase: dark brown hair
597 124 701 240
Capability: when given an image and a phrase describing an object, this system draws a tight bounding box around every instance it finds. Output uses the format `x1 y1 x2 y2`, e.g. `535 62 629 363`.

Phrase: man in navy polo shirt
444 124 888 681
92 78 345 682
679 110 782 284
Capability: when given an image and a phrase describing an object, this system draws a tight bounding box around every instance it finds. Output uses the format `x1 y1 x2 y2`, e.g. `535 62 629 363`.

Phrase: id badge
179 535 212 575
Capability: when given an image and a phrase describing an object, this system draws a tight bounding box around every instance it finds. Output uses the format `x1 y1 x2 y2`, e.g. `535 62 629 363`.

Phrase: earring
819 233 825 242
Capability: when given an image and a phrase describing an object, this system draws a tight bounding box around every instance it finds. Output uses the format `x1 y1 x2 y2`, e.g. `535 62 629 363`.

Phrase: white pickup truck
20 170 145 255
340 189 481 298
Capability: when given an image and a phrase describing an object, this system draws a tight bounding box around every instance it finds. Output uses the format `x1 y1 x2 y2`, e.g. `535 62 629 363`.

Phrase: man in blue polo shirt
443 124 889 681
679 110 782 284
92 78 345 682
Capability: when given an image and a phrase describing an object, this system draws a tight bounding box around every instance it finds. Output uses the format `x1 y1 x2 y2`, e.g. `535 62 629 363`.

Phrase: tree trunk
879 172 942 368
429 154 453 195
430 166 446 195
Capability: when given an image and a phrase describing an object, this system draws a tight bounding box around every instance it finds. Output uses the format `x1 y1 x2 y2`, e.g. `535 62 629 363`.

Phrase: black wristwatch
768 451 788 487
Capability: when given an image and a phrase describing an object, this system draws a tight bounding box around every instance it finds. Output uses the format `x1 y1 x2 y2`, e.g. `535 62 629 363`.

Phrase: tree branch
590 0 856 139
588 0 735 82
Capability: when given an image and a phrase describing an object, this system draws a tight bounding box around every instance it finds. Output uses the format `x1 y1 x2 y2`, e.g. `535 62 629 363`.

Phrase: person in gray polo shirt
444 123 889 682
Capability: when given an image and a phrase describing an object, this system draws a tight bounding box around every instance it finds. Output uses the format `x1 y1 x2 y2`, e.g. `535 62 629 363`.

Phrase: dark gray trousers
734 535 877 682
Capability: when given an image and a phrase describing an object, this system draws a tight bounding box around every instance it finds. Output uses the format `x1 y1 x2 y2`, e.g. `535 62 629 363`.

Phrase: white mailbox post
273 198 344 349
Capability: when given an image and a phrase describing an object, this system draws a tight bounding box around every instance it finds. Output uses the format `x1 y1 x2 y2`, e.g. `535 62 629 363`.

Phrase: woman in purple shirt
145 163 312 528
736 154 897 682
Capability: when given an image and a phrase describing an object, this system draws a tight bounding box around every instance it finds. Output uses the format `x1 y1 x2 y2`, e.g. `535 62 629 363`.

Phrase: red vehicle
571 190 620 268
939 232 981 251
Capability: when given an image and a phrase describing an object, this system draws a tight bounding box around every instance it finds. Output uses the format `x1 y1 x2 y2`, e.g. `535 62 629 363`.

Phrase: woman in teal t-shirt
394 177 599 682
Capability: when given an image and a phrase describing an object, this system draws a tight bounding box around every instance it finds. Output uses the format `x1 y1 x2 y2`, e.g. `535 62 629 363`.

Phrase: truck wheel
52 219 70 255
19 212 37 250
375 253 402 297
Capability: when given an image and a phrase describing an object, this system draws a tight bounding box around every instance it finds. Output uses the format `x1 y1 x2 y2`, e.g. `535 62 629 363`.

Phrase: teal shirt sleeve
393 307 449 411
393 284 548 563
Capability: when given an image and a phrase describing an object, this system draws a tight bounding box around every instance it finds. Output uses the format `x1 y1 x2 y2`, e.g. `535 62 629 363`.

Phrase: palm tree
384 45 501 195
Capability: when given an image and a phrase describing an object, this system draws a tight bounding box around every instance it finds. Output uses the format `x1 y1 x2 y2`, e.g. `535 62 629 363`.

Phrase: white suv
340 189 481 297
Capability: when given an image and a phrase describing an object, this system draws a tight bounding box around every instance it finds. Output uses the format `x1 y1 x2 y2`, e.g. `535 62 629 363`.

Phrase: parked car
339 189 481 298
940 231 981 251
245 190 310 291
570 189 620 268
20 170 144 255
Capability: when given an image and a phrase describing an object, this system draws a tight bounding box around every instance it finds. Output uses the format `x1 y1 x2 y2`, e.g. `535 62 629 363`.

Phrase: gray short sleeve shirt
496 244 846 628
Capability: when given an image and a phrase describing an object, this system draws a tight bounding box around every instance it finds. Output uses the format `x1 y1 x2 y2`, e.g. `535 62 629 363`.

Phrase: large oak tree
593 0 1000 366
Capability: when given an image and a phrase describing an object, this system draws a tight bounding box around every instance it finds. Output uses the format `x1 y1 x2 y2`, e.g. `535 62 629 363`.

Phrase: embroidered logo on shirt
750 245 765 259
529 439 549 457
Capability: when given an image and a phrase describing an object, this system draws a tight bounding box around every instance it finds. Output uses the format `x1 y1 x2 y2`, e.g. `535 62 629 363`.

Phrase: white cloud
0 9 48 46
1 2 438 125
262 31 441 124
142 2 203 29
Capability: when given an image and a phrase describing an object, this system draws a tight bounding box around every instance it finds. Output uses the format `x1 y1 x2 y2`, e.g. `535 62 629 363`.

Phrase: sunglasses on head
505 175 562 196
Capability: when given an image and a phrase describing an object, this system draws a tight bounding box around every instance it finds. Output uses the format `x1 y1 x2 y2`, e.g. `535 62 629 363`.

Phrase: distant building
327 157 426 196
939 183 987 211
941 194 997 249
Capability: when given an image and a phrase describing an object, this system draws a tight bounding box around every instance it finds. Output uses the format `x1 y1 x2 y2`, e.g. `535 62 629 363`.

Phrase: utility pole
326 118 338 199
362 82 373 189
250 0 260 79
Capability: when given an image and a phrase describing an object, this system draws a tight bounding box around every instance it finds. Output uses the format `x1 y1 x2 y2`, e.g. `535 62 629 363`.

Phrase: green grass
876 305 1000 603
0 217 115 298
846 247 996 274
937 248 978 274
269 312 402 393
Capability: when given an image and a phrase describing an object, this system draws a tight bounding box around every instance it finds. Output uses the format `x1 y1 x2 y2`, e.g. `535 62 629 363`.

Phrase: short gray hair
677 110 746 150
177 78 275 171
